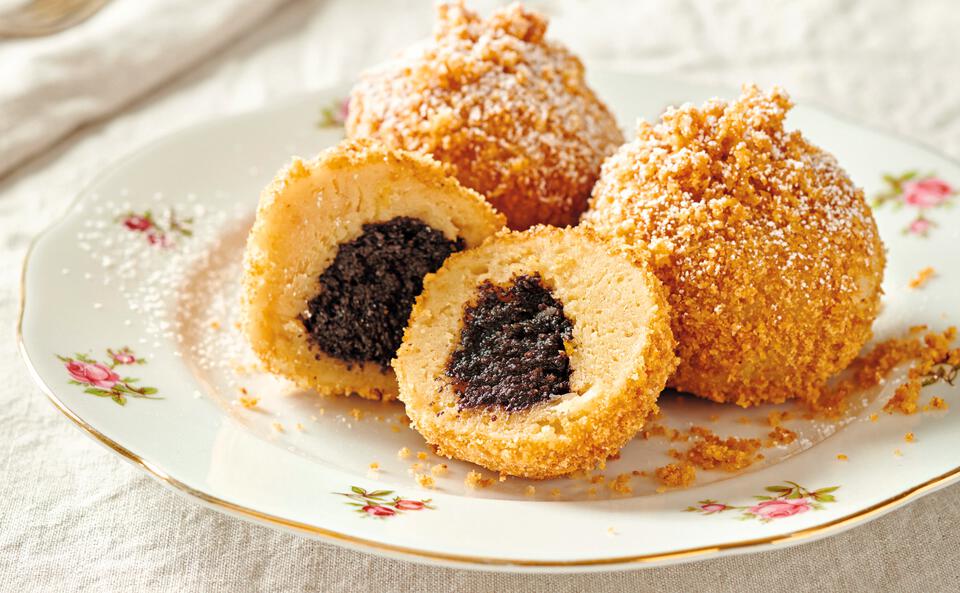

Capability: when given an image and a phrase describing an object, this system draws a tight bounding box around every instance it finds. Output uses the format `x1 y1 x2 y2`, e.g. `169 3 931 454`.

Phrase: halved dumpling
395 226 678 478
243 139 505 400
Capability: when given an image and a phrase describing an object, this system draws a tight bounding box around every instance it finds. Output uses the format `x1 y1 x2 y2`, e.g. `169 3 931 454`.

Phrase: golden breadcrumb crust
585 85 885 407
346 1 623 230
394 225 677 479
242 139 504 400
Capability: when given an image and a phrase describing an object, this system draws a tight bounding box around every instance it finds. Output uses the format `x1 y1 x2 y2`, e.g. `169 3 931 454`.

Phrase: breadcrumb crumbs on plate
549 488 561 498
294 422 304 431
894 449 903 457
925 396 949 411
465 470 493 489
408 463 423 474
654 462 697 488
349 408 364 421
638 423 688 442
524 485 536 497
271 422 284 433
885 381 921 415
766 426 798 446
414 473 435 489
673 426 762 472
815 326 957 417
869 413 879 423
210 321 221 330
237 394 259 409
368 462 380 470
608 473 633 495
837 454 848 461
416 451 429 461
397 447 412 459
430 463 449 477
904 432 916 443
588 474 605 485
908 266 936 289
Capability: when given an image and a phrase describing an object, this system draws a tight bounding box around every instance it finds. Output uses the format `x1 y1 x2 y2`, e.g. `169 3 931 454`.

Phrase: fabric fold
0 0 290 178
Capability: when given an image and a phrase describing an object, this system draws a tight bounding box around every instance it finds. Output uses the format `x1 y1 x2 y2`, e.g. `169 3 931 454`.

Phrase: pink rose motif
394 500 425 511
902 178 953 207
748 498 811 520
123 215 152 232
111 351 136 365
146 232 170 247
66 360 120 389
363 505 396 517
338 98 350 122
908 218 932 236
700 503 727 514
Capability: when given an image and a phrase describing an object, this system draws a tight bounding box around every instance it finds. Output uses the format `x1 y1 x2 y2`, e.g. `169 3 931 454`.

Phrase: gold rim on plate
18 228 960 570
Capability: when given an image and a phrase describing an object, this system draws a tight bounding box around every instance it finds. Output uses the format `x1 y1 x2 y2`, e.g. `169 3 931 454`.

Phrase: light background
2 1 959 591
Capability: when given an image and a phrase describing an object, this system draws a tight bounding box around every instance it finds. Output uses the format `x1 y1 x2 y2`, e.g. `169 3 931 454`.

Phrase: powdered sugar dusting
75 195 244 356
347 0 623 229
585 85 886 406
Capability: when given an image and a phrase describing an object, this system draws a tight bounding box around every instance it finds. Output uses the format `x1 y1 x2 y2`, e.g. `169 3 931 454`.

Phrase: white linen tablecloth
0 0 290 177
2 1 959 591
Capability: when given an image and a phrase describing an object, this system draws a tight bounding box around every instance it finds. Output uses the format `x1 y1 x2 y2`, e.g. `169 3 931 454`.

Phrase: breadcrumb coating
347 1 623 230
585 85 885 406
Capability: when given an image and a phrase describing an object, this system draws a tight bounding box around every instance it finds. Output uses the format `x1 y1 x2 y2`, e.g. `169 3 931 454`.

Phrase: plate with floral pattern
18 70 960 572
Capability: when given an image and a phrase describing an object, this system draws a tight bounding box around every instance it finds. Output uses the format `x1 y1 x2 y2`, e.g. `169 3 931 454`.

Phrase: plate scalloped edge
16 71 960 572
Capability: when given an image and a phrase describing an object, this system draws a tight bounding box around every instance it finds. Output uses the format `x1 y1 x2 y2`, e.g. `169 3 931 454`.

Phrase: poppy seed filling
447 273 574 411
302 216 463 370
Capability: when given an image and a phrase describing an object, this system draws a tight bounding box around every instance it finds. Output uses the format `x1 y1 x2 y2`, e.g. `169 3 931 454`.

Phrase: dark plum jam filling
302 216 463 370
446 273 574 411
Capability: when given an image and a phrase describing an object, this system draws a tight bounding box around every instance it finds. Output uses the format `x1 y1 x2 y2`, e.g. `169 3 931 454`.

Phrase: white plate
18 70 960 572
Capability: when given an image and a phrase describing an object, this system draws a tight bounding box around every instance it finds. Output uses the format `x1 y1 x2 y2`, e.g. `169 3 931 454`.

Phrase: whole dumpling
585 86 885 407
347 1 624 230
